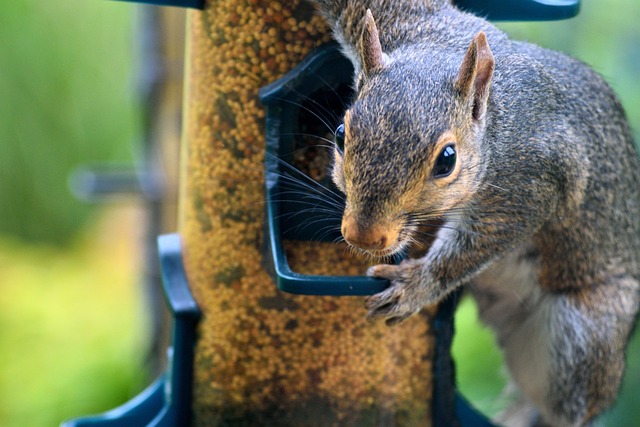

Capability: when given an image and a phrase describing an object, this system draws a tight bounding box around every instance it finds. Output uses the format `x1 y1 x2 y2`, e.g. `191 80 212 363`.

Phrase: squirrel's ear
455 31 494 121
360 9 385 75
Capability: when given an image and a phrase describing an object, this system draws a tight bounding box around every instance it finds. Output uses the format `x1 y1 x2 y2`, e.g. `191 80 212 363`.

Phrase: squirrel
308 0 640 426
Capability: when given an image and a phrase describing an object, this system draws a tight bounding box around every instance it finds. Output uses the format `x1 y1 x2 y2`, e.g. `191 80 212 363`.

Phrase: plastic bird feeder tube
178 2 439 425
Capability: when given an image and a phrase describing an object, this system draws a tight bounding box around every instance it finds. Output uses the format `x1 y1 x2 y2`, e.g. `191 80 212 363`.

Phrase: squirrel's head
331 10 494 257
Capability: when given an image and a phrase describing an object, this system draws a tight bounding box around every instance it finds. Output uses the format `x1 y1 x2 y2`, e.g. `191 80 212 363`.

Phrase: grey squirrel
309 0 640 426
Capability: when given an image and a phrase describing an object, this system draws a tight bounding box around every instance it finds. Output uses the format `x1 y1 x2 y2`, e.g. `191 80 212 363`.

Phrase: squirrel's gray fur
309 0 640 426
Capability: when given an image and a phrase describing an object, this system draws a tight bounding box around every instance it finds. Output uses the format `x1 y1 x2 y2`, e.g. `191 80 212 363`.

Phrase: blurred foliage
498 2 640 138
454 1 640 424
0 1 148 426
453 298 509 417
0 0 138 244
0 207 149 427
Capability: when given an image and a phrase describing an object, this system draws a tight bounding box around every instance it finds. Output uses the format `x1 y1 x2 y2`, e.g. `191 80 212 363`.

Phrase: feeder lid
455 0 580 21
111 0 580 22
113 0 204 9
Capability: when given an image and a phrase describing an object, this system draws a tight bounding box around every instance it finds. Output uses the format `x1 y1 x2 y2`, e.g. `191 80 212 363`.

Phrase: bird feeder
179 3 439 424
63 1 580 426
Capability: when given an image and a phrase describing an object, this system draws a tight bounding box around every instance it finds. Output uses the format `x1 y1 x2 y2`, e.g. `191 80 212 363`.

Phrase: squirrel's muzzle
341 215 398 252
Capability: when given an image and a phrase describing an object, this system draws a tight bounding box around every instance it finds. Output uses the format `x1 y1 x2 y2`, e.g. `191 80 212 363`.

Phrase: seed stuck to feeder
180 1 436 425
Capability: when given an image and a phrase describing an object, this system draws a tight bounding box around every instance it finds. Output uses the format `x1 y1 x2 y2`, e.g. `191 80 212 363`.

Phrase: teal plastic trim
457 393 496 426
431 290 498 427
111 0 578 20
259 44 390 296
60 377 166 427
61 234 200 427
112 0 204 9
454 0 580 21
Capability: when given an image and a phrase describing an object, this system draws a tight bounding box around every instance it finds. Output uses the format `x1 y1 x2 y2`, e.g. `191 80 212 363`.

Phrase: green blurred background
0 1 638 426
0 1 149 427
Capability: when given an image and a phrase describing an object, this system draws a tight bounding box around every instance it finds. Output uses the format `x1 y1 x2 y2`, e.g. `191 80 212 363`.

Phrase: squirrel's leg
477 274 637 427
469 243 547 427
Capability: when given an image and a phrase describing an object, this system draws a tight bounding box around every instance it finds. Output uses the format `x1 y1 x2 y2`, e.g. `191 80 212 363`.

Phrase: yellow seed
180 1 434 425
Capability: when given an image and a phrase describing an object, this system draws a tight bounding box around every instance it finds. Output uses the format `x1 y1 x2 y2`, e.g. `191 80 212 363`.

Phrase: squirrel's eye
433 144 456 178
335 123 345 153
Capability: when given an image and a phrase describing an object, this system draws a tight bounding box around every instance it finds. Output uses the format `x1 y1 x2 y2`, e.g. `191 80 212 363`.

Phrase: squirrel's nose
342 223 391 251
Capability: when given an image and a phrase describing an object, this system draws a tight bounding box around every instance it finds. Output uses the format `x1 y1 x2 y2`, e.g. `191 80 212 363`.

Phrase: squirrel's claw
365 263 424 325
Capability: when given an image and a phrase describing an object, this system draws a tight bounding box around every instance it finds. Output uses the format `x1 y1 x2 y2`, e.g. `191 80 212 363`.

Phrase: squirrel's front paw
365 260 429 326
